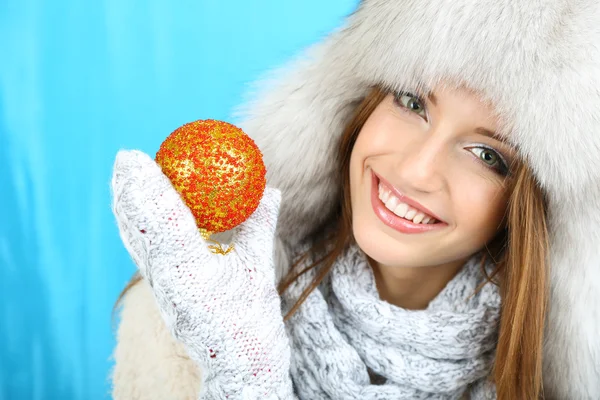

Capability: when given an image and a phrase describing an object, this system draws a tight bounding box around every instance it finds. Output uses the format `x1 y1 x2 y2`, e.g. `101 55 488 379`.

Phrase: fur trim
111 280 202 399
237 1 600 398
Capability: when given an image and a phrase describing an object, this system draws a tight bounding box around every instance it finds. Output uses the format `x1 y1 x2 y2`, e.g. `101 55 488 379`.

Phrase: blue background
0 1 357 398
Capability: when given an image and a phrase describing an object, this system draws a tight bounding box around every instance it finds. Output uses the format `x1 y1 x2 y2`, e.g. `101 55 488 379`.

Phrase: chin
352 212 477 270
352 213 422 268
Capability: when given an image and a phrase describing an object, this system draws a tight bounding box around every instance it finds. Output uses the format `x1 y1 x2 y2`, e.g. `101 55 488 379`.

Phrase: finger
232 186 281 266
111 150 213 279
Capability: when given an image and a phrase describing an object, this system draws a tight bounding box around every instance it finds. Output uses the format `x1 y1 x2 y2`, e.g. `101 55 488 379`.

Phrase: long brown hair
278 87 549 399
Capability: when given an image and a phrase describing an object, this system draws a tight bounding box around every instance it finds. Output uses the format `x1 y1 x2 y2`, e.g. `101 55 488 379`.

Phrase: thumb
232 186 281 265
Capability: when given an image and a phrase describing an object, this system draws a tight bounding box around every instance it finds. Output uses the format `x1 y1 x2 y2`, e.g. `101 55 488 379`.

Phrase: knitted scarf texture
282 244 500 399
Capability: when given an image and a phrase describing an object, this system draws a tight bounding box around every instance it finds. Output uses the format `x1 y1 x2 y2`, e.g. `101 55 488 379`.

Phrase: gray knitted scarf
282 244 500 399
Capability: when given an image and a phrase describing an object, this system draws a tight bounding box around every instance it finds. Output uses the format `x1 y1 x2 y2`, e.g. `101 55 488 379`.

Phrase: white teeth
381 190 390 203
405 209 417 220
412 212 425 224
385 196 399 210
394 203 409 218
378 182 437 224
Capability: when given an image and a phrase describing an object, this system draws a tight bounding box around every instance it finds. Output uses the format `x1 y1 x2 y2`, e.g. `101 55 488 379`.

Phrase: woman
111 1 600 399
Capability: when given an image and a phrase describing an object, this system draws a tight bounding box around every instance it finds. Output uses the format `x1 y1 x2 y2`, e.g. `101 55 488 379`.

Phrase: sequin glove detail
111 150 295 400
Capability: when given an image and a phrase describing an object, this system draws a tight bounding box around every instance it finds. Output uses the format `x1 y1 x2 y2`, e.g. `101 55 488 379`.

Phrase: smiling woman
351 89 513 271
278 86 546 398
111 1 600 399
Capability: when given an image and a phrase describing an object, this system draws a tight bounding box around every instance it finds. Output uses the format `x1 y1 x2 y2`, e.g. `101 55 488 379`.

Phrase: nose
394 135 447 194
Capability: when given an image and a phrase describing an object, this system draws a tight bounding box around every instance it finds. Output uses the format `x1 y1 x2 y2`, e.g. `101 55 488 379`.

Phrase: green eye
476 148 498 165
395 92 427 118
469 146 509 176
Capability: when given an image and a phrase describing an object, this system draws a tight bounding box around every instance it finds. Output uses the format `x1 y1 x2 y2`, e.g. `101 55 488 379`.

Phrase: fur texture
237 1 600 398
111 281 201 400
113 1 600 398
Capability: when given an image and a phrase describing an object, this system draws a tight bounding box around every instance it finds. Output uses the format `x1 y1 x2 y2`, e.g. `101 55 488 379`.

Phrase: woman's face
349 87 515 270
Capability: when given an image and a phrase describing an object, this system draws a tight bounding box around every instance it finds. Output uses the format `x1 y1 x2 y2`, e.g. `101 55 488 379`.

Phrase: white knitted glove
111 150 295 400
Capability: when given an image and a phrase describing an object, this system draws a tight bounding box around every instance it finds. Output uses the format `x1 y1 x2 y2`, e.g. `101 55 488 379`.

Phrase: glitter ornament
155 119 266 252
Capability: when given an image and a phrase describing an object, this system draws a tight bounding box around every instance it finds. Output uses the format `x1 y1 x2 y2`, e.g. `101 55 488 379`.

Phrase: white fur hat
237 1 600 398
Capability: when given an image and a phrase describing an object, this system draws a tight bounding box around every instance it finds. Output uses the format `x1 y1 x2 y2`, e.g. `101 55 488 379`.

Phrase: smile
370 171 447 234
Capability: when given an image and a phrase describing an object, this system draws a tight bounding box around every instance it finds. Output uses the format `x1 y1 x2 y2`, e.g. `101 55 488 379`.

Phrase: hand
111 150 294 399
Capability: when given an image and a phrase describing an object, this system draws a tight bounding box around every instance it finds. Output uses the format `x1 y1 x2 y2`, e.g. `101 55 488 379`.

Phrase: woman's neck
370 258 467 310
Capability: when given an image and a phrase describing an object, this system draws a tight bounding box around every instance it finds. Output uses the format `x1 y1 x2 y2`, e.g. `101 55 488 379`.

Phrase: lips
370 170 447 234
376 172 445 223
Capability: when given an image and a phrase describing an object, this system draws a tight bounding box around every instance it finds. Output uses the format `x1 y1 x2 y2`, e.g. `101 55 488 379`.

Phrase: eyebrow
427 92 437 106
475 127 507 144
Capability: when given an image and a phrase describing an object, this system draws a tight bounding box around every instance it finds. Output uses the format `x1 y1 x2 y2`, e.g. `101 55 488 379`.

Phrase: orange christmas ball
155 119 266 233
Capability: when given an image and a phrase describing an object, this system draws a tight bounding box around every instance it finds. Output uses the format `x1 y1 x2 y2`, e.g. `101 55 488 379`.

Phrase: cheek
453 176 509 240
